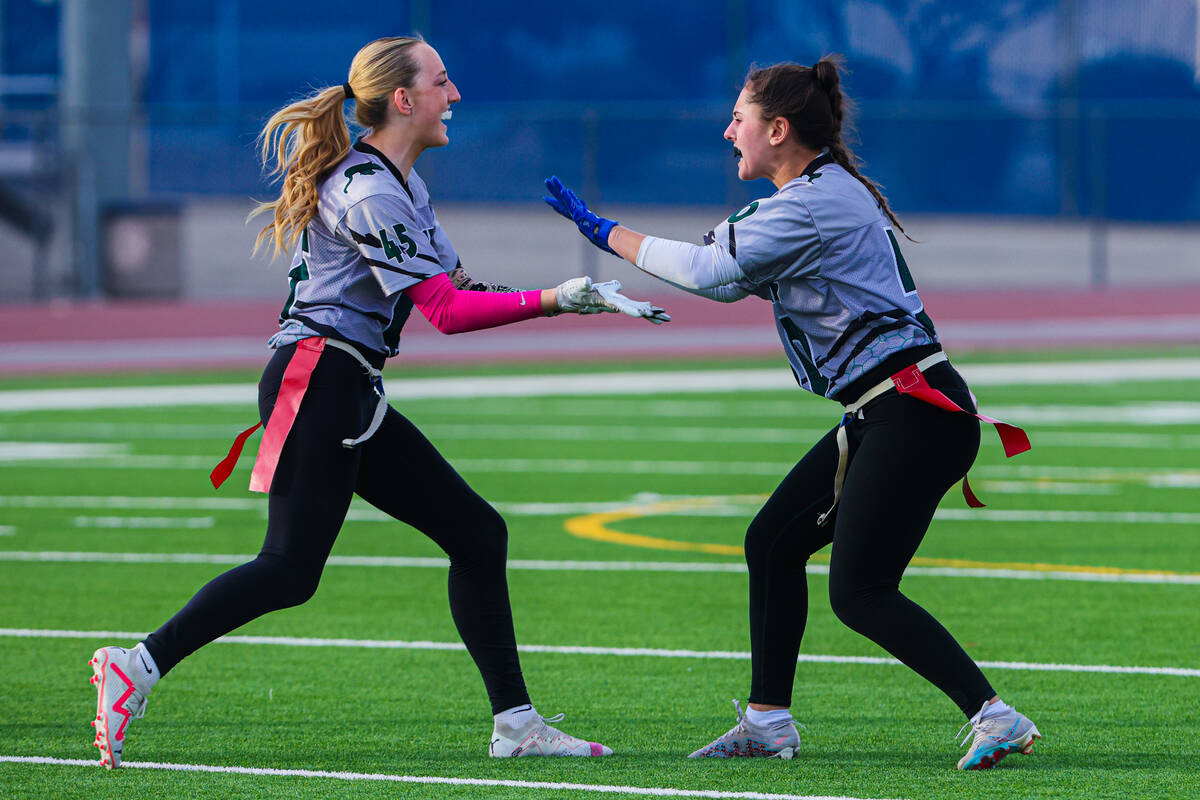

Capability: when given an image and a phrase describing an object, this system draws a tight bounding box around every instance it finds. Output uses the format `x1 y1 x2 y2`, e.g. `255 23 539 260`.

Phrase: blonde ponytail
250 85 351 257
250 35 426 258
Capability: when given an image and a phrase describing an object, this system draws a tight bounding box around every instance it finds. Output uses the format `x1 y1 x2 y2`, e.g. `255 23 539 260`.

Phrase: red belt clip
891 363 1031 507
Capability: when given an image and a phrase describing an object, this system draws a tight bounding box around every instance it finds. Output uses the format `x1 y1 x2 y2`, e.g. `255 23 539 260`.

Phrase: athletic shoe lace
956 702 1001 748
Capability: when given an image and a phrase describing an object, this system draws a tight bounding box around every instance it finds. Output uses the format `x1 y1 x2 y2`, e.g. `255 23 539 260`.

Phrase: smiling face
724 87 782 182
395 43 460 148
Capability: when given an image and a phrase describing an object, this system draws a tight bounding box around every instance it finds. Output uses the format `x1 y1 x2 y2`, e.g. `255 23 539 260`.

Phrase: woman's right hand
552 276 670 324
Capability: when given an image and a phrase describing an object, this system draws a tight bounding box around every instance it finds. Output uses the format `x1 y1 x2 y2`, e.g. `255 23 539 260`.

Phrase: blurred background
0 0 1197 314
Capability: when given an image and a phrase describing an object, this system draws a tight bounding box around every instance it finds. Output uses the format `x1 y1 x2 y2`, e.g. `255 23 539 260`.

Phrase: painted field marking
0 495 264 511
10 452 1200 499
973 480 1116 495
1 549 1196 584
0 442 126 460
0 526 13 536
2 628 1197 678
8 422 1200 450
71 516 215 530
3 488 1196 518
2 357 1200 413
0 420 828 444
559 496 1200 565
0 756 897 800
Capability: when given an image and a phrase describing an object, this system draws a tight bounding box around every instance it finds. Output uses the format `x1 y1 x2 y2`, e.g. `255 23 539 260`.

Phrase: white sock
745 707 792 727
495 703 537 729
974 699 1013 724
131 643 161 692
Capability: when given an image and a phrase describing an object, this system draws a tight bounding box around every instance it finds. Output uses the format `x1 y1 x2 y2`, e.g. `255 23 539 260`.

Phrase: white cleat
489 712 612 757
688 700 801 759
957 703 1041 770
89 646 152 769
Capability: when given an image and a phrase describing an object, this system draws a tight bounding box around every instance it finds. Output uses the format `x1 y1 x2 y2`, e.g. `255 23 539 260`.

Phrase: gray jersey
708 154 937 399
278 141 458 356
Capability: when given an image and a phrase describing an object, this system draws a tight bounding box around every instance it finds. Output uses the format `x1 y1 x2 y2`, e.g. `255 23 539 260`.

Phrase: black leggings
745 362 994 717
144 343 531 714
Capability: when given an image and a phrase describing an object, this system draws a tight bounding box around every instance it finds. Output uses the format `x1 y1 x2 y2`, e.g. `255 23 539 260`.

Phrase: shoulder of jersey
787 161 851 192
326 150 404 206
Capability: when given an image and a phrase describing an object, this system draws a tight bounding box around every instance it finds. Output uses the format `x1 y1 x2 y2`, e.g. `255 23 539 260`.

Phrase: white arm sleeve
635 236 748 289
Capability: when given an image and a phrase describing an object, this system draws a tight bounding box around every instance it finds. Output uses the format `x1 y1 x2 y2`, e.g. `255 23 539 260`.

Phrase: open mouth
732 146 742 160
440 110 453 121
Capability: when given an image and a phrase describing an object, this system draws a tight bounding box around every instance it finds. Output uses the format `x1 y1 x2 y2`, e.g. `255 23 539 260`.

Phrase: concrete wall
2 200 1198 304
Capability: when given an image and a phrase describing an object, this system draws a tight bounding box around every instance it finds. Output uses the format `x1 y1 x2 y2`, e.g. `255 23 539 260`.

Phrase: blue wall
5 0 1200 220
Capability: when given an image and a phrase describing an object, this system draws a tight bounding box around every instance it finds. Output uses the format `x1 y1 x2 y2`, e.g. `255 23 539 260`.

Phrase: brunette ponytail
748 57 908 237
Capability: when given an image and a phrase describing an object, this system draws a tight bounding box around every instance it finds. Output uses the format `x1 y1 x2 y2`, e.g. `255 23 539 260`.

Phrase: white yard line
0 756 900 800
0 442 126 460
1 628 1197 678
3 490 1200 526
9 454 1200 513
973 480 1116 495
2 358 1199 412
6 422 1200 448
933 509 1200 524
2 550 1198 585
0 495 265 511
71 516 215 529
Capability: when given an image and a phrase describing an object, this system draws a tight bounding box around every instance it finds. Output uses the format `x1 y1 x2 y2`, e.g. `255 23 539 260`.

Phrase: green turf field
1 351 1198 800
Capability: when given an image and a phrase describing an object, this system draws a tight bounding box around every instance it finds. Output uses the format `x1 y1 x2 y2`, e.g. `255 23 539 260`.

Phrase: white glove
554 276 617 315
592 280 671 324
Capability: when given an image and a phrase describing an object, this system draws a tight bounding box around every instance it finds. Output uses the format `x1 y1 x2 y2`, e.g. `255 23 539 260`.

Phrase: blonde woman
85 36 642 769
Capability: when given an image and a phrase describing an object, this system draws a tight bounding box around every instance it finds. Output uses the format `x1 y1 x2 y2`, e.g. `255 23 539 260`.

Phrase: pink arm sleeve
404 271 545 334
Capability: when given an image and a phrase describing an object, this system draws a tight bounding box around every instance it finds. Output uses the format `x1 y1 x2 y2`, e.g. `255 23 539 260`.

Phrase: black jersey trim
818 308 909 368
289 299 390 325
828 318 916 386
802 151 835 177
382 294 415 352
414 252 442 265
727 223 736 257
353 140 415 203
834 342 942 404
347 226 382 248
364 256 438 280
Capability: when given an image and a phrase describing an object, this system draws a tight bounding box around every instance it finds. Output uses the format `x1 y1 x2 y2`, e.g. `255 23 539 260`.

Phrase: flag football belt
209 337 387 493
816 351 1031 527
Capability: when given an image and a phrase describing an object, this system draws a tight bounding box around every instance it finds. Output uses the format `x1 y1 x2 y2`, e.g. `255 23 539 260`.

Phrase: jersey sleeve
707 195 822 290
426 216 462 277
339 193 444 296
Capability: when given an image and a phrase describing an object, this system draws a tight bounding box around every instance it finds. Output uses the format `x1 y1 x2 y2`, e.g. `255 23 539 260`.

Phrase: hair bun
811 61 825 89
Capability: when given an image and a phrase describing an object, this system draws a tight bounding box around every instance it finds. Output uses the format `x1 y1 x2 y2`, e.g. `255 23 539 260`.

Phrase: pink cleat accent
89 646 151 769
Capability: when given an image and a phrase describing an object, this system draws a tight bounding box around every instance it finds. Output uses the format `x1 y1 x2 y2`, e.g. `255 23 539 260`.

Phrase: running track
1 287 1198 374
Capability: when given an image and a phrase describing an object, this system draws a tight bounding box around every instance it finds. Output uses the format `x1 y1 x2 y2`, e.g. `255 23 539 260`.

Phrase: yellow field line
563 496 1200 578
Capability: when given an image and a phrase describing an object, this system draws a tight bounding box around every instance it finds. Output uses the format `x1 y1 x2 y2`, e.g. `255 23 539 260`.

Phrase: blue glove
543 176 619 256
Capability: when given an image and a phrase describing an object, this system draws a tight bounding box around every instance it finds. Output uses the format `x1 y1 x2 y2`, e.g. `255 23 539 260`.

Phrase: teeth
440 110 452 121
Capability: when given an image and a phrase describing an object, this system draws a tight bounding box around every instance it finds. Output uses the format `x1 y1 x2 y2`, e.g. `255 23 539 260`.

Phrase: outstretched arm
404 272 552 334
404 272 668 334
545 177 748 303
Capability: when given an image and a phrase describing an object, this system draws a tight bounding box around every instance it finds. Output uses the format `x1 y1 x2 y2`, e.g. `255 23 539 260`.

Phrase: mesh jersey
278 141 459 356
707 153 937 399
